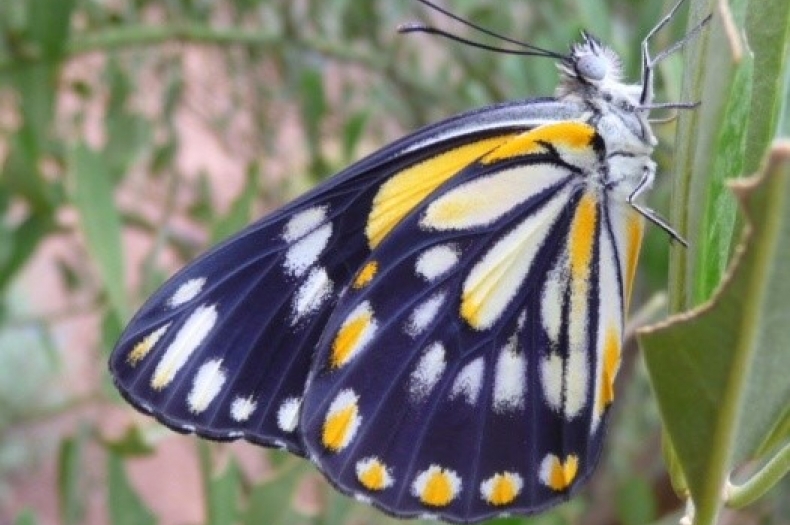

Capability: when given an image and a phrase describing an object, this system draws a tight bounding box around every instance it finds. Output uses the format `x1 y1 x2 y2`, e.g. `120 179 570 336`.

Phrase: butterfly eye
576 53 607 82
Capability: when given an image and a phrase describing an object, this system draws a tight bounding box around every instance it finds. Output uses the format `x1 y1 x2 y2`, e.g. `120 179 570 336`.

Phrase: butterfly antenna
400 0 565 59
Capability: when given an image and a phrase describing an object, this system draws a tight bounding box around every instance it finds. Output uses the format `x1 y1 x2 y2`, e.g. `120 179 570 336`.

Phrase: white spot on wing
230 396 257 422
168 277 206 308
415 244 460 281
541 354 564 412
541 263 566 344
151 304 218 389
187 359 227 414
460 188 570 330
564 350 588 418
540 351 588 419
291 266 333 324
492 344 527 413
421 164 568 231
282 205 328 242
450 357 484 405
284 223 332 277
406 292 446 336
277 396 302 433
409 342 447 401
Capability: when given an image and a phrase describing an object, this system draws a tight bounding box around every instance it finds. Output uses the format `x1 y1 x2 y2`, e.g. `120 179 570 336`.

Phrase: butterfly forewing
300 123 645 521
109 100 571 453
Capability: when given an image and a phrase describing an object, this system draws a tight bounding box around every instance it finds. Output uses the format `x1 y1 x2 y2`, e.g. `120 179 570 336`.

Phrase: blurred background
0 0 787 524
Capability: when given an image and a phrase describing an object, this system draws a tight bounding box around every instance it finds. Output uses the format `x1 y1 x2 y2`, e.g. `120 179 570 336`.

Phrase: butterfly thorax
554 32 657 201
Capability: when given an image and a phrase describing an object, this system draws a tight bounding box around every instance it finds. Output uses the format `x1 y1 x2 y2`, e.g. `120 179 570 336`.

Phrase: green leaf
204 454 240 525
26 0 76 60
71 143 129 320
3 126 53 213
102 425 156 457
615 477 656 525
107 452 158 525
669 0 750 308
640 143 790 525
241 458 310 525
57 436 85 525
743 0 790 174
0 213 54 294
13 509 38 525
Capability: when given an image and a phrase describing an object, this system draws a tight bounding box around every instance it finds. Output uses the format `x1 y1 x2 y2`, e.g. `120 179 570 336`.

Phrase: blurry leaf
107 452 157 525
342 111 369 162
641 143 790 524
26 0 75 59
615 477 656 525
4 127 52 212
188 170 214 224
0 213 54 294
105 60 150 177
13 509 38 525
298 65 330 179
71 143 129 320
756 404 790 458
242 459 310 525
102 425 156 457
57 435 85 525
210 165 259 243
105 112 150 179
12 66 57 157
201 448 240 525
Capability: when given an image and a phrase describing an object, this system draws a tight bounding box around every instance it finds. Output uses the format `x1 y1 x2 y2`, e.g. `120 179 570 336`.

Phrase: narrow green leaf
57 436 84 525
641 143 790 525
107 452 158 525
3 126 53 213
0 213 54 294
26 0 76 59
206 457 240 525
102 425 156 457
71 143 128 320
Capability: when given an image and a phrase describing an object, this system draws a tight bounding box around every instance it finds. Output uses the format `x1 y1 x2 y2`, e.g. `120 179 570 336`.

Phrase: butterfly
110 1 709 522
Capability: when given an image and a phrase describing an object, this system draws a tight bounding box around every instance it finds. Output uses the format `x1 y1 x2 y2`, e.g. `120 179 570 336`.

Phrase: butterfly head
556 33 638 100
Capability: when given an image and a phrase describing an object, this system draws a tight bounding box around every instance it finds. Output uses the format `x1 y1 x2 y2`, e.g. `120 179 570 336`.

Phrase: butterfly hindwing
109 100 576 453
300 122 645 522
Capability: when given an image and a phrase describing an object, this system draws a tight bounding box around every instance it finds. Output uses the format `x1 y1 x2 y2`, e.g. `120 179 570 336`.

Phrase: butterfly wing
109 99 577 454
300 121 645 521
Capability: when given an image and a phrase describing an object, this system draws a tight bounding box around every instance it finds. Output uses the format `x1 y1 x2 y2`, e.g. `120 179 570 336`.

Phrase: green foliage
0 0 787 524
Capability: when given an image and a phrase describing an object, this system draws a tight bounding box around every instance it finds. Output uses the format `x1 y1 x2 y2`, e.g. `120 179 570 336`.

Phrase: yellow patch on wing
330 303 376 368
414 467 461 507
597 325 621 412
569 193 598 282
356 457 393 491
481 122 597 164
624 213 644 307
540 454 579 491
352 261 378 289
481 472 523 506
322 390 361 452
366 136 512 248
127 324 169 366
